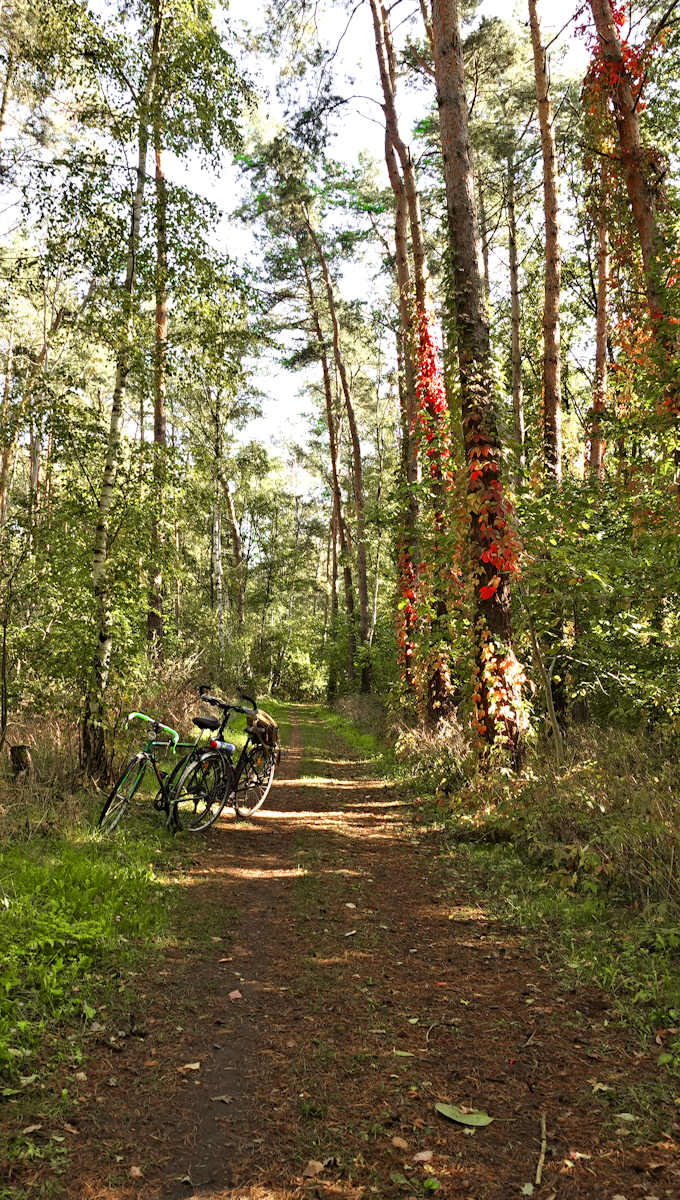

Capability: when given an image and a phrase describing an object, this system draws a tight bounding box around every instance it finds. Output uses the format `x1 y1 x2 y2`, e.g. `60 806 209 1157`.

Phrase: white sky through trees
221 0 590 453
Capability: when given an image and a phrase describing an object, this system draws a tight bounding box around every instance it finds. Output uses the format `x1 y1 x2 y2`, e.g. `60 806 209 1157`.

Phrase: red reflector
209 739 217 749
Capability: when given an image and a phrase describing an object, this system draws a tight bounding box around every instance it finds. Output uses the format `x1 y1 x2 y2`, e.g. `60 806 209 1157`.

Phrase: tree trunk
147 113 167 649
370 1 454 711
369 0 429 314
590 160 609 479
303 214 370 689
0 51 13 145
587 0 666 319
326 508 339 701
299 250 357 683
385 131 420 694
0 307 64 531
0 322 14 529
82 12 163 776
431 0 524 756
477 163 491 300
529 0 562 482
507 150 525 465
219 477 246 627
212 491 225 658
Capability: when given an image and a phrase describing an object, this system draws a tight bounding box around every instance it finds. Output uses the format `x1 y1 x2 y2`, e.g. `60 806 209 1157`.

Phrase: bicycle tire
99 756 146 833
234 743 276 817
173 751 231 832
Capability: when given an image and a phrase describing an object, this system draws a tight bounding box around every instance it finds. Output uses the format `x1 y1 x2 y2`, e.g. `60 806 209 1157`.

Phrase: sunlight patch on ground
445 904 489 922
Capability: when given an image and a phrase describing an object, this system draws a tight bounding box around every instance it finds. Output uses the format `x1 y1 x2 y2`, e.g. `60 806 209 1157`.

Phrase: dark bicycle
175 690 280 830
98 708 235 834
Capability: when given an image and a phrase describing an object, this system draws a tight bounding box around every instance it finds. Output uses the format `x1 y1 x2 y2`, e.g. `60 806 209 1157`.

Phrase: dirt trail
25 708 680 1198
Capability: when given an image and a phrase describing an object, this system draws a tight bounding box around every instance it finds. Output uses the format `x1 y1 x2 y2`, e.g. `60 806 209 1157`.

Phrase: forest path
60 706 677 1199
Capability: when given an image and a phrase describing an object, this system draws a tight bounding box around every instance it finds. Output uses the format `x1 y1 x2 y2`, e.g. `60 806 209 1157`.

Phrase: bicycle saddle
192 714 220 731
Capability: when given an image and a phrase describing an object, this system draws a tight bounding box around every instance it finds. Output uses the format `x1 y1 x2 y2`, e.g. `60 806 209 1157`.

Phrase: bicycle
98 713 182 833
175 691 280 829
98 709 237 834
98 693 280 835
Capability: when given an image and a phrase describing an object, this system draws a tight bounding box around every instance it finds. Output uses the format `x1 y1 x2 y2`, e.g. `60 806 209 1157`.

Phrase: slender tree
529 0 562 482
82 8 164 774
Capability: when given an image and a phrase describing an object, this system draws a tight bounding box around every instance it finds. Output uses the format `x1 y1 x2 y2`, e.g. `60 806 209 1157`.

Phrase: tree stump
9 745 33 777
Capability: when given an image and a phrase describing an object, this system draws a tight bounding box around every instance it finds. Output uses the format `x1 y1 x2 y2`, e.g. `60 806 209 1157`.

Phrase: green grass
0 822 188 1083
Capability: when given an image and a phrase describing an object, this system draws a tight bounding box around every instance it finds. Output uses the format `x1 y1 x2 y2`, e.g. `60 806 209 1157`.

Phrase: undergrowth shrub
438 727 680 910
393 715 467 795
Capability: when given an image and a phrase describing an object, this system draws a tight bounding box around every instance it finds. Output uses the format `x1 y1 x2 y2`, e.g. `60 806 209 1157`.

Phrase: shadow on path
37 708 680 1199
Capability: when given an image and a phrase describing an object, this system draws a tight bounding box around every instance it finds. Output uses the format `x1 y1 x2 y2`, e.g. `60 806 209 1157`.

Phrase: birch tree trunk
507 150 525 464
590 161 609 479
147 112 167 648
218 476 246 627
529 0 562 482
431 0 524 756
82 11 163 775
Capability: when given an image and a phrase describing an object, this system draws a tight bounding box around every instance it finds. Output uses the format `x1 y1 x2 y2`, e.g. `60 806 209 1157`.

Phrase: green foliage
0 821 184 1080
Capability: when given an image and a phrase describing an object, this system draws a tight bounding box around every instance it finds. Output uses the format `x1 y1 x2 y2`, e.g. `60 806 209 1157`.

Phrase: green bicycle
98 711 237 834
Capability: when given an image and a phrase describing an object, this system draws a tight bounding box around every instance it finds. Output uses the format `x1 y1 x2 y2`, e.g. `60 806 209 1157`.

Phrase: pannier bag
246 708 279 750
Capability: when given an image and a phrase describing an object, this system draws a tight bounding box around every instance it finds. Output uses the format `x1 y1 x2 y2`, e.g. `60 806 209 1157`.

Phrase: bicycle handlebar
127 712 179 748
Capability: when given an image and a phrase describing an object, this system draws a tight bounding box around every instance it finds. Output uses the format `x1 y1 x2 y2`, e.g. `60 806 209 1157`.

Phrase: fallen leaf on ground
63 1124 79 1135
302 1159 324 1178
130 1165 143 1178
345 902 356 909
211 1095 232 1104
21 1124 42 1135
228 989 242 1000
413 1150 433 1163
178 1062 201 1072
435 1103 493 1127
218 957 233 964
344 929 357 937
391 1136 408 1150
75 1071 87 1081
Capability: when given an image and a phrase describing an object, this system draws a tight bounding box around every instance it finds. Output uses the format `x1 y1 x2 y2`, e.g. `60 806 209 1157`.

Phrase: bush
438 726 680 909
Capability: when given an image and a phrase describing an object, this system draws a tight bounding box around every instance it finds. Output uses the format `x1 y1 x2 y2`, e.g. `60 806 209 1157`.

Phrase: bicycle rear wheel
234 743 276 817
173 751 231 832
99 756 146 833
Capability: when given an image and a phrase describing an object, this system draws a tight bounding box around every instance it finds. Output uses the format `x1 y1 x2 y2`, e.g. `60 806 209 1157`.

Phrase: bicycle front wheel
99 756 146 833
173 751 231 832
235 743 276 817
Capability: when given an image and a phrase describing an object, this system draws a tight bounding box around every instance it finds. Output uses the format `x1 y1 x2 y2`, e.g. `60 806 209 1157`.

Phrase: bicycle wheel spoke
99 758 145 833
235 744 276 816
173 753 228 832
